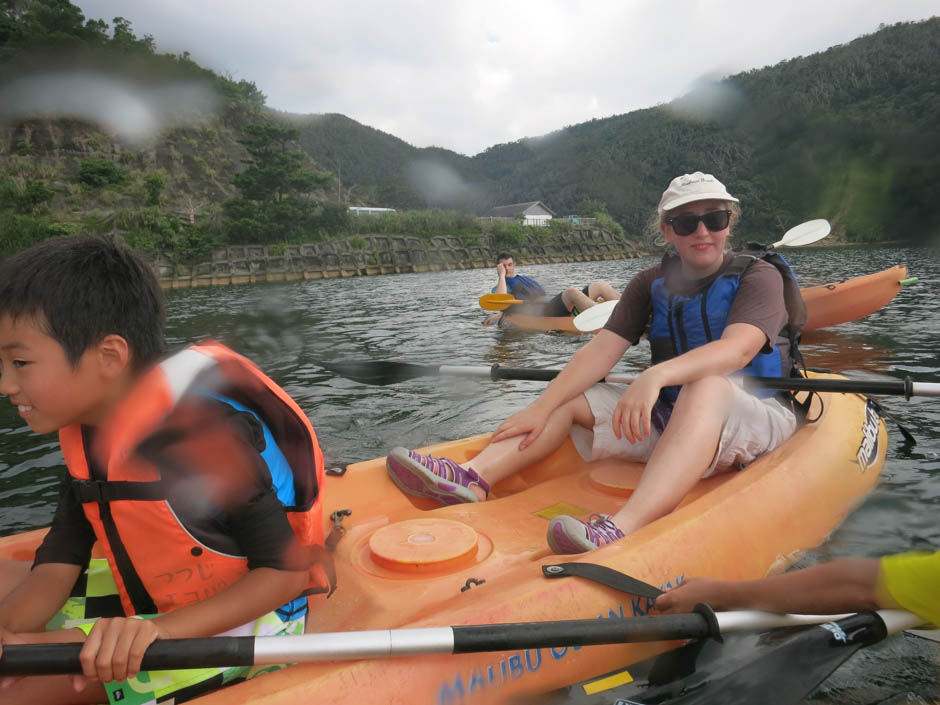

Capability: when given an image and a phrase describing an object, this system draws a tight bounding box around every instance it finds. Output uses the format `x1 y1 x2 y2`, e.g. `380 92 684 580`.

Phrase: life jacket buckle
71 479 106 504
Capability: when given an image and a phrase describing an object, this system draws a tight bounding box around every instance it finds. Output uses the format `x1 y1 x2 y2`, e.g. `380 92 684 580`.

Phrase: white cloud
65 0 940 154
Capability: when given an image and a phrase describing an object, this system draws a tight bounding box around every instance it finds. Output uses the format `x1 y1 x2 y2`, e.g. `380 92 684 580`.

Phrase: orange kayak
801 265 908 331
484 265 909 333
0 375 887 704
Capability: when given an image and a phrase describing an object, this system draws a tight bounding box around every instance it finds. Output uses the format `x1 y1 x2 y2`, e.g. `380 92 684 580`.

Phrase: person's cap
658 172 739 214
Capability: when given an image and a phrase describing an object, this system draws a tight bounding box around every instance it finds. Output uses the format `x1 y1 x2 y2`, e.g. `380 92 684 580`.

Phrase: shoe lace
586 514 623 543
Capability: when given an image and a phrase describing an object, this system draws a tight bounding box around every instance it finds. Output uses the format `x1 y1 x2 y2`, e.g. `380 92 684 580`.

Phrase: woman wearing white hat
386 172 801 553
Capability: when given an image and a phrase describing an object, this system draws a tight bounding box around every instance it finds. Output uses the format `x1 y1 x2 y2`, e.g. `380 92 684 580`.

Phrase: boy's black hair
0 236 165 370
496 252 513 262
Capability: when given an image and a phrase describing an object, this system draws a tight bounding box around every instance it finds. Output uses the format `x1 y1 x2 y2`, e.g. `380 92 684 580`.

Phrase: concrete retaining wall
153 229 645 289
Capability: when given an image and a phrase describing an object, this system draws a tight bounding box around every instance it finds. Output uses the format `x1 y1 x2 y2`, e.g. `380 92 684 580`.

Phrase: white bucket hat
658 172 739 214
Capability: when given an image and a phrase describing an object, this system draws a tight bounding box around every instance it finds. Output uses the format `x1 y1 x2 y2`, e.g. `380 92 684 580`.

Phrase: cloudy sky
73 0 939 156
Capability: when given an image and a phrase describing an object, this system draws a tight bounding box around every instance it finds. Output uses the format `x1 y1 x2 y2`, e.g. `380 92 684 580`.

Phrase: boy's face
0 314 111 434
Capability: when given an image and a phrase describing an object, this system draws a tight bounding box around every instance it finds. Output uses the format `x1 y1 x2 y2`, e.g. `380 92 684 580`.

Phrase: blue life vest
648 247 805 405
207 392 307 621
505 275 546 299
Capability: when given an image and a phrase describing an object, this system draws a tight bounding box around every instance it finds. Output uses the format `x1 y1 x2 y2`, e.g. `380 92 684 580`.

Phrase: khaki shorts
572 381 798 478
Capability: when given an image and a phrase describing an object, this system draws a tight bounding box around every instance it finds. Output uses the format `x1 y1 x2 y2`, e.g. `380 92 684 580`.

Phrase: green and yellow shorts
48 559 306 705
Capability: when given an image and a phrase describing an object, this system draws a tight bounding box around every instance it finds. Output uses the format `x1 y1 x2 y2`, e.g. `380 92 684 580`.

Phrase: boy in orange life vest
0 237 327 705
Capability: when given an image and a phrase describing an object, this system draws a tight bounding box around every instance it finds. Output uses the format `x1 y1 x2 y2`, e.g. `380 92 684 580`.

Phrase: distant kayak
801 264 910 330
484 265 910 333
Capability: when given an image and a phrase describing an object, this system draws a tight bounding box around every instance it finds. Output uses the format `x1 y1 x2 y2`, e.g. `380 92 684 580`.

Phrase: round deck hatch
368 518 479 572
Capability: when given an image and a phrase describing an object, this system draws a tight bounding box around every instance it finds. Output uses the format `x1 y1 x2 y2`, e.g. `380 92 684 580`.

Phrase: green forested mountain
1 2 937 255
0 1 341 258
287 113 478 210
293 18 940 242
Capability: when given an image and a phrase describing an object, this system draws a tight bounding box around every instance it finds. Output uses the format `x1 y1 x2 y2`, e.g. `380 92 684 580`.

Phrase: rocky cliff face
1 108 257 219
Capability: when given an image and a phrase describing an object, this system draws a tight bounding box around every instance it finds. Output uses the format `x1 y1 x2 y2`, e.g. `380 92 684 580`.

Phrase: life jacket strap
71 479 167 504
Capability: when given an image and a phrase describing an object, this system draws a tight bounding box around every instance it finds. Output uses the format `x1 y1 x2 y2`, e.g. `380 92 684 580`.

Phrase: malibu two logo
856 400 881 471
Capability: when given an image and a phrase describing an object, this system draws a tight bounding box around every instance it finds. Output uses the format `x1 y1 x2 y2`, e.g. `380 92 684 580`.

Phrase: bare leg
386 396 595 504
561 282 621 313
610 377 734 534
560 287 597 312
587 281 620 302
466 395 595 491
0 676 107 705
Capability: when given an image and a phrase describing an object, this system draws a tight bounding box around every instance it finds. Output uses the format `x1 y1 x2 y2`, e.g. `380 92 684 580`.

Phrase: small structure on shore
483 201 556 227
348 206 397 215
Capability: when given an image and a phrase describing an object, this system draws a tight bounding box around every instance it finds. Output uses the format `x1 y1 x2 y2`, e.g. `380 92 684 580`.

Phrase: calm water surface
0 244 937 701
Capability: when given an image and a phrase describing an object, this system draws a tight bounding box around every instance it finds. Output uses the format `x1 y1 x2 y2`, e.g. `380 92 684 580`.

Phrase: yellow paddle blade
479 294 524 311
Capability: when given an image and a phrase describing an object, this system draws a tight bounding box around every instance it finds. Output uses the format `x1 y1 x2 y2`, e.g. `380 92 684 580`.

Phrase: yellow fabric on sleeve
877 550 940 626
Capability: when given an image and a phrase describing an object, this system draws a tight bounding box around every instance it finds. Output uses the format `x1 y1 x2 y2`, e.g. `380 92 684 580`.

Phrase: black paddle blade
319 360 440 385
533 612 887 705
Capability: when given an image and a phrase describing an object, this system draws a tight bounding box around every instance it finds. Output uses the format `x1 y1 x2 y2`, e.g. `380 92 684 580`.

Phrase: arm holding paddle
0 408 313 696
0 568 308 691
0 563 83 634
655 559 886 614
77 566 308 683
658 551 940 627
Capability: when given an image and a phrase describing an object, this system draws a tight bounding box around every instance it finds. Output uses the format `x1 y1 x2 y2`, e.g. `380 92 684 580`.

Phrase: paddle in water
532 610 922 705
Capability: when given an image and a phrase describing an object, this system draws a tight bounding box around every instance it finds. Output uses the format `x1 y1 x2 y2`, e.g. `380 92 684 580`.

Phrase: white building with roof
484 201 556 227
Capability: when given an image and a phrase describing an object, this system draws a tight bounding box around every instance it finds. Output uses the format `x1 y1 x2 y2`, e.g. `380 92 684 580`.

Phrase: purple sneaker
386 447 491 506
547 514 625 554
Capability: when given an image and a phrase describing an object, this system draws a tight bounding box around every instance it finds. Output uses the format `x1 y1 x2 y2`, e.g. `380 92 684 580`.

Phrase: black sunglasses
665 210 731 237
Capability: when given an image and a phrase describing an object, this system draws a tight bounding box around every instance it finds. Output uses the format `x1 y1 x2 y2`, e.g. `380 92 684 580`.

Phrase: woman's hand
490 403 552 450
77 617 167 686
611 368 663 443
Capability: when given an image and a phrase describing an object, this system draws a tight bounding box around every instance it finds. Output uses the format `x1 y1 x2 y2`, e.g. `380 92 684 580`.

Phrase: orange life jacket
60 341 327 616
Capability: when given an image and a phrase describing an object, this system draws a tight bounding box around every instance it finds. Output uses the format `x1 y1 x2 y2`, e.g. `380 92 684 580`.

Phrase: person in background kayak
493 252 620 316
655 550 940 627
389 172 803 553
0 237 328 705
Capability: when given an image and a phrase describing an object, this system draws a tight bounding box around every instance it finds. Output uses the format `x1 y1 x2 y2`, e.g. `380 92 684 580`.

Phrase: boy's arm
655 558 883 614
148 566 309 639
0 563 86 671
64 565 308 685
0 473 96 633
0 562 84 633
